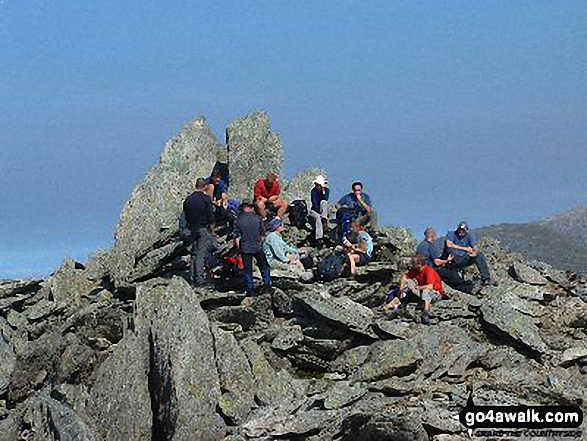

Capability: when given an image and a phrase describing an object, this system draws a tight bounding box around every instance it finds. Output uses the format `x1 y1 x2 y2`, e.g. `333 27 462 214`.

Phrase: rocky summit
1 112 587 441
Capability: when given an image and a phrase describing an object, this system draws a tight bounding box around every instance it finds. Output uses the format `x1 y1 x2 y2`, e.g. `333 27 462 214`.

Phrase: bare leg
256 199 267 218
275 199 289 218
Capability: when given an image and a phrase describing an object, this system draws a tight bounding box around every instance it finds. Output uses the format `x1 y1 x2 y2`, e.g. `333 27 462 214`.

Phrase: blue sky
1 0 586 279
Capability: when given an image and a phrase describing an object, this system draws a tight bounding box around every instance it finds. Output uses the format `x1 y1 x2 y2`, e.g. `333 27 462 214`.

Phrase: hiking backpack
317 254 347 282
288 199 309 229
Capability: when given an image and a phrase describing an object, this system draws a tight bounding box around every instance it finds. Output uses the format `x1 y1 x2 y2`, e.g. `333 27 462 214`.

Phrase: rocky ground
1 112 586 441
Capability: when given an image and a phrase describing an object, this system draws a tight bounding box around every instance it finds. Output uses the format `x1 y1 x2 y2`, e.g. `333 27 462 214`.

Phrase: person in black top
183 178 215 287
234 199 271 296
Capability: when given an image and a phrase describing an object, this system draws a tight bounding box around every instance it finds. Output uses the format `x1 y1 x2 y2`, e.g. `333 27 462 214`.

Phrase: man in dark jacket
234 199 272 296
183 178 215 287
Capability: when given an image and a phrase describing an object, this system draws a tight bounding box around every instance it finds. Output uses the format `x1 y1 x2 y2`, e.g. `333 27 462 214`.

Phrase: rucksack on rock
288 200 308 229
317 254 347 282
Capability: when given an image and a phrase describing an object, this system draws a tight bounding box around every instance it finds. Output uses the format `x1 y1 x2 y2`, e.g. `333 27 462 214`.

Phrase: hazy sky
1 0 586 278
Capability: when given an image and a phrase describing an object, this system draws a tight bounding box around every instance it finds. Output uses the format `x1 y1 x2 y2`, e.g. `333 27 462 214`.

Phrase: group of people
384 222 498 324
184 169 498 322
183 169 380 291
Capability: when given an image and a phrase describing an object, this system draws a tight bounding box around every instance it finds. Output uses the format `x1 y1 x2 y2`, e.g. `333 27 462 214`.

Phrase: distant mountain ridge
540 205 587 244
475 205 587 274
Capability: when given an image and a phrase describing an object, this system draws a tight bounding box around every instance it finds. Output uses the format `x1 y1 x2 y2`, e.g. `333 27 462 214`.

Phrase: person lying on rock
308 175 330 245
345 222 373 278
234 199 272 296
385 254 444 325
254 172 289 219
417 227 474 294
183 177 216 287
335 181 377 241
263 218 307 274
446 221 498 287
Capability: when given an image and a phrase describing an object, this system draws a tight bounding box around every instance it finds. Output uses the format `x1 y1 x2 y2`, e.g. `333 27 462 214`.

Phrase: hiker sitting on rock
417 227 474 294
205 169 229 207
308 175 330 244
336 181 377 240
234 199 272 296
345 222 373 278
446 222 497 287
385 254 444 325
183 178 216 287
263 218 307 274
254 172 289 219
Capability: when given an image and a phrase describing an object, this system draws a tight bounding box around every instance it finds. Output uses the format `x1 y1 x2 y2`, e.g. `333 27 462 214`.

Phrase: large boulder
480 298 549 356
110 118 222 284
351 340 422 383
86 333 152 441
136 277 226 440
227 111 283 201
48 259 98 308
0 335 15 397
212 326 256 425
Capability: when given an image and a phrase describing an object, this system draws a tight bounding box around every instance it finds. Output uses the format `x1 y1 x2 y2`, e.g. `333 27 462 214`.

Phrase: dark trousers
452 252 492 282
191 228 211 285
242 251 271 295
437 267 474 294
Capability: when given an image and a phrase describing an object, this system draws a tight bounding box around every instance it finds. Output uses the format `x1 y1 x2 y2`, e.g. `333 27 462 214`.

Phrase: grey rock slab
86 333 152 441
269 409 340 437
294 289 377 338
8 332 64 402
227 111 283 202
0 279 42 298
351 340 422 383
49 259 98 308
0 335 15 396
212 326 256 425
559 346 587 367
481 298 548 356
323 381 367 410
136 277 226 441
511 262 549 285
60 303 124 347
372 320 416 339
240 338 303 406
23 394 95 441
330 345 371 375
271 327 304 351
127 241 183 282
112 117 221 284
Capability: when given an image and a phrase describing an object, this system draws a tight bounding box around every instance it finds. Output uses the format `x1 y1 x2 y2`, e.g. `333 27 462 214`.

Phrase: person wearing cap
254 172 289 219
417 227 474 294
308 175 330 243
183 177 216 287
263 218 306 273
446 222 497 286
234 199 272 296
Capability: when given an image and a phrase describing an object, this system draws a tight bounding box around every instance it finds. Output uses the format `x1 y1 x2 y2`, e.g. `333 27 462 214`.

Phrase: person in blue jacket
308 175 330 242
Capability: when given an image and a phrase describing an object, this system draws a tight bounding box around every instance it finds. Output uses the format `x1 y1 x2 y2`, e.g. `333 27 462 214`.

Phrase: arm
446 240 473 253
399 273 408 291
268 181 281 202
253 181 264 201
356 194 372 212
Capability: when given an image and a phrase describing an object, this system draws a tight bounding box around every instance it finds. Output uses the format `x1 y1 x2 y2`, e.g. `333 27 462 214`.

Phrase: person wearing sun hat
308 175 330 243
446 221 497 287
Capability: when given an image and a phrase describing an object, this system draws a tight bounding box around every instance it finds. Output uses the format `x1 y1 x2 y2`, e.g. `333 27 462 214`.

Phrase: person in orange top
254 172 289 219
385 254 444 325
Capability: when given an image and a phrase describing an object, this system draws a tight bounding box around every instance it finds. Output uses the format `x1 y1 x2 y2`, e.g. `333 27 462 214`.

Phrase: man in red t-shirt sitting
386 254 444 325
254 172 289 219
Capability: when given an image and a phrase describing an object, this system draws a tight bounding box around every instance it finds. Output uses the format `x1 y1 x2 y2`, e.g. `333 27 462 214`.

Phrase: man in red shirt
254 172 289 219
386 254 444 324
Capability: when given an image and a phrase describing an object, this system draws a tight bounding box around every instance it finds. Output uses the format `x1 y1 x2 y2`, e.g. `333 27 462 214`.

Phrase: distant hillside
540 205 587 244
475 223 587 274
